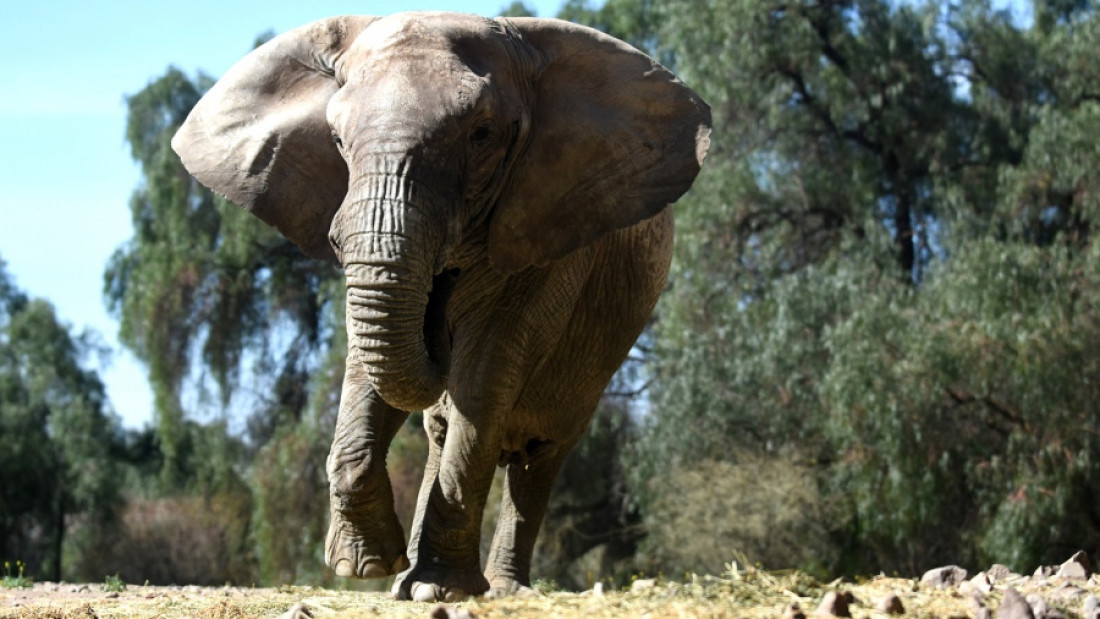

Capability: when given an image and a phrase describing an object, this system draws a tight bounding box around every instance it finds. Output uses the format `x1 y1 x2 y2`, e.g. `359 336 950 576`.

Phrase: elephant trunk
340 175 451 412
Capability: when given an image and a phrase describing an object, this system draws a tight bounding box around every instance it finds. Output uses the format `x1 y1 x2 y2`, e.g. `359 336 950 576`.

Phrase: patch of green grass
101 573 127 593
2 560 32 589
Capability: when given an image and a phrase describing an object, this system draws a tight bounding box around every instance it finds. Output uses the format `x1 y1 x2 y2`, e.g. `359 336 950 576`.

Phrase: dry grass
3 565 1097 618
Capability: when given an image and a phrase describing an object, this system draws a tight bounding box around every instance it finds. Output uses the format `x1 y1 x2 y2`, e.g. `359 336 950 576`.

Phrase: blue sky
0 0 564 429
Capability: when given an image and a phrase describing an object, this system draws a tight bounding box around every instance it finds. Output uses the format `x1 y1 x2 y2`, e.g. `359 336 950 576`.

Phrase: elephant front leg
325 359 411 579
392 403 498 601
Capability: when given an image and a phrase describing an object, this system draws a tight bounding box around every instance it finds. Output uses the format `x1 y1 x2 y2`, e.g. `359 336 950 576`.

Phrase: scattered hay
2 565 1096 618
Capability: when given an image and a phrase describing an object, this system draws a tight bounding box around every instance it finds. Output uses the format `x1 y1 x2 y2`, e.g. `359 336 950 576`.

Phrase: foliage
0 258 123 582
2 561 31 589
533 402 643 589
641 458 841 579
107 60 351 586
75 491 254 587
100 574 126 593
498 1 537 16
104 66 344 492
617 0 1100 577
77 0 1100 587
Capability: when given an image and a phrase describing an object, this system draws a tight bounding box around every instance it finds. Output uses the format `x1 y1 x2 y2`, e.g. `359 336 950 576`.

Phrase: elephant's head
172 12 710 413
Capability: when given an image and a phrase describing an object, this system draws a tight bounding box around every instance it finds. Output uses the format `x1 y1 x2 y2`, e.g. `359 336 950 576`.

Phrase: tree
104 66 344 492
0 257 122 581
618 0 1100 575
499 1 537 16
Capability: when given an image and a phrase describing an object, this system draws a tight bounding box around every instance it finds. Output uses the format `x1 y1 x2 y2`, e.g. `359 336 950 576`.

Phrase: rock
1026 594 1051 618
971 593 989 614
1033 565 1055 579
970 571 994 593
814 591 852 617
997 588 1035 619
782 603 807 619
988 564 1016 582
921 565 969 589
962 572 993 596
1056 550 1091 580
592 582 604 597
876 593 905 615
281 602 313 619
1053 583 1087 602
105 591 119 599
630 578 657 592
429 607 474 619
1083 595 1100 619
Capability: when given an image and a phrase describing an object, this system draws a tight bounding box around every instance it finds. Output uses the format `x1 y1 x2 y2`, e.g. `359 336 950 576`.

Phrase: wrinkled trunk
340 174 451 412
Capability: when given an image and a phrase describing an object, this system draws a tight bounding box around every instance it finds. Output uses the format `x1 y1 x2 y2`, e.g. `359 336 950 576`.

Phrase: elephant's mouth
423 268 459 379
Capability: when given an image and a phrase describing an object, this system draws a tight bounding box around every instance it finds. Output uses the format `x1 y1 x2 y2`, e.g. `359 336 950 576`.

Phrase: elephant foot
391 566 489 602
485 578 539 599
325 507 409 579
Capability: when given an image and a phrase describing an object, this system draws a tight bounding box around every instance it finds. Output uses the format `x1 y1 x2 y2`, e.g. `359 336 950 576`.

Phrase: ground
2 566 1098 618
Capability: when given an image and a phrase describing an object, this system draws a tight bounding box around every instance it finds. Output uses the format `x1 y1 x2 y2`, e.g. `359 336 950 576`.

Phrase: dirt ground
3 567 1099 618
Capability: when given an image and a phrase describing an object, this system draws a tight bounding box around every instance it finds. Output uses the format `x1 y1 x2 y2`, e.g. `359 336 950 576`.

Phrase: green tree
104 65 344 492
106 60 351 584
0 258 123 582
499 1 537 16
618 0 1100 576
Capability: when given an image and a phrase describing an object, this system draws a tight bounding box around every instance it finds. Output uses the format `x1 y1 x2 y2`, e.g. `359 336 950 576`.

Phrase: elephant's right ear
172 16 378 261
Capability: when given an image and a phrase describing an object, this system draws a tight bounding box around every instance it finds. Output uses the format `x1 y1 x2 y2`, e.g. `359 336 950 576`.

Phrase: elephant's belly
507 208 674 446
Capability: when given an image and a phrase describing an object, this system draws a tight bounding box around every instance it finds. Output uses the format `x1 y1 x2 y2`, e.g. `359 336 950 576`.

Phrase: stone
814 591 852 617
1033 565 1055 579
997 588 1035 619
876 593 905 615
1053 583 1086 602
1056 550 1091 581
592 582 604 597
631 578 657 592
281 602 313 619
428 607 474 619
988 564 1016 582
970 572 994 593
921 565 969 589
971 593 989 615
1083 595 1100 619
782 603 807 619
1026 594 1051 618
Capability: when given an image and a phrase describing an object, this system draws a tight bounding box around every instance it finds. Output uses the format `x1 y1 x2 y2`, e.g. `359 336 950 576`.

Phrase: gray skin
172 12 710 602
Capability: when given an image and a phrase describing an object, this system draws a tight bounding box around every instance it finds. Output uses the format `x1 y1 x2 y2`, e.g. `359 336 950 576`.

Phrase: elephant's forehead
358 12 492 54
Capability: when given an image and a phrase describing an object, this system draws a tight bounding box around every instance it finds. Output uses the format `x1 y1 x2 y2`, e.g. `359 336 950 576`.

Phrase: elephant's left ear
487 17 711 273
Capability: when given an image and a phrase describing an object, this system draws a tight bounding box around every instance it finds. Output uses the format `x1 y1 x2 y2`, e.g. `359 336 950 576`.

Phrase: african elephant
172 11 710 601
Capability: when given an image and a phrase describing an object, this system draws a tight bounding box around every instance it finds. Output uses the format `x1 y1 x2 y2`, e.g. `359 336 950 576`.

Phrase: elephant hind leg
484 443 572 598
392 402 494 601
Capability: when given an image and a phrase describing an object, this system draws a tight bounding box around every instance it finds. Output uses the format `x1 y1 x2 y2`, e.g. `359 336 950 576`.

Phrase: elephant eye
470 125 492 144
332 133 343 149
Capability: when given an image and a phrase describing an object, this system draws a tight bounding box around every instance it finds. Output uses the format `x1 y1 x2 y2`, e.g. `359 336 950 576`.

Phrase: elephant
172 11 710 601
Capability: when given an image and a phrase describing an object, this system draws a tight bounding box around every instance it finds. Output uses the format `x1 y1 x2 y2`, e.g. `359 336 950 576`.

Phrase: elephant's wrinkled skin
172 11 710 602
